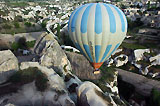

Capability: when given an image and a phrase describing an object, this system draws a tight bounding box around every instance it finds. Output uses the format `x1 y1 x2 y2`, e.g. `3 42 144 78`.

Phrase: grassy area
0 21 43 34
143 43 160 49
120 42 147 50
9 67 49 91
119 62 139 74
6 2 29 8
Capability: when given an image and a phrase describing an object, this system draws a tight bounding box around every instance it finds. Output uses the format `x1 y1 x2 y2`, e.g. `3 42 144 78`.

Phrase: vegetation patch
143 51 157 57
6 2 29 8
26 40 36 48
119 62 139 73
120 42 147 50
90 66 117 93
136 60 151 66
11 37 36 51
150 89 160 106
14 22 20 28
99 66 116 84
9 67 49 92
24 22 32 27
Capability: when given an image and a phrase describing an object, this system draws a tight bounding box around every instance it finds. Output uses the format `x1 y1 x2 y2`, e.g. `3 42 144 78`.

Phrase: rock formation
0 33 126 106
65 51 101 80
0 50 19 84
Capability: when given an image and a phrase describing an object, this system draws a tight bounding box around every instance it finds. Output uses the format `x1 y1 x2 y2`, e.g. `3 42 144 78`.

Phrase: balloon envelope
68 3 127 69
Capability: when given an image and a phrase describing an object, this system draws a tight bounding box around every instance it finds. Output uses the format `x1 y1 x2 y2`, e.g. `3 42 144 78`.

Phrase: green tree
17 37 27 49
14 22 20 28
41 21 47 28
24 22 32 27
147 1 150 9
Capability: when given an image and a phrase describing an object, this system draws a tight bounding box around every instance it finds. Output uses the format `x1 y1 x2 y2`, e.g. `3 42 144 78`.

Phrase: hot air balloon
68 3 127 73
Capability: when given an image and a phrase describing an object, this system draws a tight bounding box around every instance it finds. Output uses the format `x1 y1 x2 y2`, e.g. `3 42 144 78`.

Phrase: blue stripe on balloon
71 4 86 32
95 3 102 34
100 45 112 62
95 45 101 63
75 43 87 58
68 6 80 31
81 3 94 33
109 4 125 32
105 43 120 61
83 44 93 62
103 4 116 33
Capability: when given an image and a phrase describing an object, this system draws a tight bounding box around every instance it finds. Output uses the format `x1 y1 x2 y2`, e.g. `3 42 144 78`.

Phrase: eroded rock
0 50 19 84
77 81 117 106
65 51 101 80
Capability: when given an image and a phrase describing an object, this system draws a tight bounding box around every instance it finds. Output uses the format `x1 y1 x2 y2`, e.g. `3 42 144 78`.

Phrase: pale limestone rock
77 81 117 106
20 62 66 91
114 54 128 67
134 49 150 61
0 50 19 84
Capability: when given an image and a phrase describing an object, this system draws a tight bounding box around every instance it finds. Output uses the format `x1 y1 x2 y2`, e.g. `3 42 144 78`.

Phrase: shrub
41 21 47 28
9 67 49 92
14 22 20 28
17 37 27 49
11 42 19 51
11 39 35 51
3 24 12 29
26 40 36 48
24 22 32 27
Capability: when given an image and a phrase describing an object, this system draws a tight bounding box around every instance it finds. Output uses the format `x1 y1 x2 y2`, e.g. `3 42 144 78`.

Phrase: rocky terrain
0 33 126 106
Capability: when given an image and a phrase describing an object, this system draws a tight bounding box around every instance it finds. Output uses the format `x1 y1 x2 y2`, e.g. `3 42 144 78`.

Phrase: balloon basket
93 69 100 74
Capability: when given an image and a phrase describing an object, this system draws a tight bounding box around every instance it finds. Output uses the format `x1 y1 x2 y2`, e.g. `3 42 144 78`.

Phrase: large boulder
0 82 75 106
0 39 11 50
34 33 72 75
39 40 72 74
0 50 19 84
77 81 117 106
0 62 75 106
117 68 160 96
20 61 81 105
20 62 66 91
34 33 82 104
65 51 101 80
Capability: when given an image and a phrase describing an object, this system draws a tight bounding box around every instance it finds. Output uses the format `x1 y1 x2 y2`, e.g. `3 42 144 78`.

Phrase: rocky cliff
0 33 126 106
